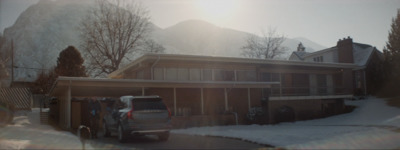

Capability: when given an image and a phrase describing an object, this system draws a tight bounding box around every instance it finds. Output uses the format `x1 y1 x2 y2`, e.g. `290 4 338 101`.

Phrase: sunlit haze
0 0 399 49
195 0 240 23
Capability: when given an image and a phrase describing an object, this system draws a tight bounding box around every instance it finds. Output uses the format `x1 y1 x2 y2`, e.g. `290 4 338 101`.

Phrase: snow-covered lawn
172 97 400 149
0 108 90 149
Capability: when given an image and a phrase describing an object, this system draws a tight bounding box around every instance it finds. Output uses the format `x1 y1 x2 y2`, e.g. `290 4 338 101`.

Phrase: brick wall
176 88 202 115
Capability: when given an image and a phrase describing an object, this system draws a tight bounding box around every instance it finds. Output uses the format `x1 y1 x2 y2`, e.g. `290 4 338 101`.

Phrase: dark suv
103 96 172 143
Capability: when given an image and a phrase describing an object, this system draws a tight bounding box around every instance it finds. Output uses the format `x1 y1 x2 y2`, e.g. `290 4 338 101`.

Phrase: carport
49 76 278 129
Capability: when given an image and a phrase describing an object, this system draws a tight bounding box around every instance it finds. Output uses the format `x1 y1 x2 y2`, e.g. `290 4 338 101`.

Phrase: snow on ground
0 108 91 149
172 97 400 149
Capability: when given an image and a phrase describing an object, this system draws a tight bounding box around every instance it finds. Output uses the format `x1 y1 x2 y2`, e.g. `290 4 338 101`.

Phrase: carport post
247 88 251 110
224 88 228 111
173 88 176 116
67 80 71 129
201 88 204 115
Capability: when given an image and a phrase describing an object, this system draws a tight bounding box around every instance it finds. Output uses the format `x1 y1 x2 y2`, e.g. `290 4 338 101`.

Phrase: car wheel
158 131 170 141
103 121 110 137
118 124 127 143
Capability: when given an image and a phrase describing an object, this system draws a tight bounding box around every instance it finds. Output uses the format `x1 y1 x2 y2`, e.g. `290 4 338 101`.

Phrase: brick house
289 37 384 95
50 53 361 129
107 54 358 124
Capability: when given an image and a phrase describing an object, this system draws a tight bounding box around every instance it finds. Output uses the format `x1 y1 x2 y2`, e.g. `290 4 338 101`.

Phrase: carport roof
49 76 279 97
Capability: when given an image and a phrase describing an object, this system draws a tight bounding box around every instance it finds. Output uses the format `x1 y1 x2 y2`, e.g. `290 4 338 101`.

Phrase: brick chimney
337 36 354 63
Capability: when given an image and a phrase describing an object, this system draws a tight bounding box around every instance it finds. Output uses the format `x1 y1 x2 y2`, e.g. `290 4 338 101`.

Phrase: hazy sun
195 0 239 20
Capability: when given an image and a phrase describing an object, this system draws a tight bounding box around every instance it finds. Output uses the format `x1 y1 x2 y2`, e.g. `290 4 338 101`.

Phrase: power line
13 66 51 71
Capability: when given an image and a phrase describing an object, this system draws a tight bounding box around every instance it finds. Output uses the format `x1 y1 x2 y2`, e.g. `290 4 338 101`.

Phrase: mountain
151 20 324 57
1 0 92 82
0 0 325 82
151 20 252 57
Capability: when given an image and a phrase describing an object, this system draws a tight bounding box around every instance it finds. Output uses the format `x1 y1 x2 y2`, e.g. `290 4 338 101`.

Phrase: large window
317 74 327 94
213 69 234 81
236 70 256 81
136 70 144 79
202 69 212 81
165 68 178 80
153 68 163 80
292 73 309 87
189 68 201 81
313 56 324 62
177 68 189 81
333 73 343 87
261 72 280 82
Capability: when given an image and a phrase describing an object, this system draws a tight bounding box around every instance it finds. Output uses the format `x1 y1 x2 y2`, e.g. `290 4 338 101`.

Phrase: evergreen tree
382 9 400 96
55 46 87 77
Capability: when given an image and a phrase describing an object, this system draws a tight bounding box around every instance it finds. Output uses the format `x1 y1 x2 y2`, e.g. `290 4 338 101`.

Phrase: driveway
0 109 267 149
89 133 267 149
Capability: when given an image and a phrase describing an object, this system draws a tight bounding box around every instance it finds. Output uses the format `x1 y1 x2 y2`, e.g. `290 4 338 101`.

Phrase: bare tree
140 39 165 54
80 0 152 77
241 28 288 59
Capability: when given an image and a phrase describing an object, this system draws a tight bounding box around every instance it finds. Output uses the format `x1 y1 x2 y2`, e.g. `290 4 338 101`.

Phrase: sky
0 0 399 50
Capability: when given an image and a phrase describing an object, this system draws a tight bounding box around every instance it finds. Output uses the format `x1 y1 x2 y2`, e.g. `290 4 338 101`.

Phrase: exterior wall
145 88 175 114
227 88 250 123
203 88 225 115
269 99 321 123
342 68 354 95
176 88 202 116
250 88 263 107
268 99 344 123
57 87 70 129
304 50 337 63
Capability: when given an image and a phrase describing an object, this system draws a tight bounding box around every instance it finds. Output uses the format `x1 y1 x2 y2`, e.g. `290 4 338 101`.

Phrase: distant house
289 37 384 95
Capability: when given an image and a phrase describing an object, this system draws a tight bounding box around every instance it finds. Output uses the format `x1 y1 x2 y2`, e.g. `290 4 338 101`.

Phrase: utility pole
11 39 14 87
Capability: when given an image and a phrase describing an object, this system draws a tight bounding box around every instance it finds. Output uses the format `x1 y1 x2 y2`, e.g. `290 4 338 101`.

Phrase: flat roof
49 76 279 97
109 54 361 77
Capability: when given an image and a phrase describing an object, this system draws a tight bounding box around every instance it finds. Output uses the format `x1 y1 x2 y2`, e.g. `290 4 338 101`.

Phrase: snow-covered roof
289 42 381 67
291 51 309 60
352 43 375 66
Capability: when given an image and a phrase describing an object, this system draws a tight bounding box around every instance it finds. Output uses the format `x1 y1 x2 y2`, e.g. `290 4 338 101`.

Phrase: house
289 37 384 95
107 54 359 123
50 53 361 129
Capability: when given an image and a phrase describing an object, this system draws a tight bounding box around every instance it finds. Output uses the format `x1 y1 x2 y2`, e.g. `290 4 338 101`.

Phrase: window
153 68 163 80
213 69 234 81
333 73 343 87
202 69 212 81
317 74 327 94
317 74 327 87
292 73 309 87
165 68 178 80
236 70 256 81
189 68 201 81
261 72 280 82
136 70 144 79
313 56 324 62
177 68 189 81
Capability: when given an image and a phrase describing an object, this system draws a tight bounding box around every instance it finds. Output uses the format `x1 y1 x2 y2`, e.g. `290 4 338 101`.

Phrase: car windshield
132 98 167 111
